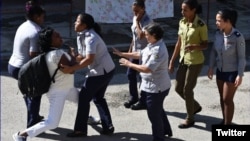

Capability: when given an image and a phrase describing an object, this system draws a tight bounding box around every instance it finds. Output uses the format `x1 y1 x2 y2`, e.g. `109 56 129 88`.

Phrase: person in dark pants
124 0 152 110
8 1 45 128
168 0 208 128
61 13 115 137
113 22 172 141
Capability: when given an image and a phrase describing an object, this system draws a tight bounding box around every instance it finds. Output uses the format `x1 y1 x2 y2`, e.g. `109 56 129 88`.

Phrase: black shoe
67 131 87 137
38 115 44 121
131 102 146 110
178 121 195 129
124 100 138 108
194 107 202 115
101 126 114 135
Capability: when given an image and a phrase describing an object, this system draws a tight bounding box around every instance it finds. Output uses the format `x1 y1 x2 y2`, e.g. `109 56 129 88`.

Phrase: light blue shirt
131 12 152 52
140 39 171 93
209 28 246 76
77 29 115 77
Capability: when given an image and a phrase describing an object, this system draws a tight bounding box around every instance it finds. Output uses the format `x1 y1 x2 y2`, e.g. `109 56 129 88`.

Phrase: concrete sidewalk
1 0 250 141
1 67 250 141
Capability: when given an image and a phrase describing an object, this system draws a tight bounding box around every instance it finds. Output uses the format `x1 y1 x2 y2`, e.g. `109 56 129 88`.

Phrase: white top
8 20 41 68
45 49 74 90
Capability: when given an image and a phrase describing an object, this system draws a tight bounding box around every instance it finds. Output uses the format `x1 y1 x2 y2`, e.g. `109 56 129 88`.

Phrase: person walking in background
124 0 152 110
8 1 46 128
168 0 208 128
61 13 115 137
113 22 172 141
13 27 78 141
207 9 246 125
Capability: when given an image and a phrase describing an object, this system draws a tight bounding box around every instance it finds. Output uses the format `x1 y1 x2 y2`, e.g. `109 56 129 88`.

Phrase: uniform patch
234 31 241 37
240 42 244 47
198 20 205 26
154 54 159 59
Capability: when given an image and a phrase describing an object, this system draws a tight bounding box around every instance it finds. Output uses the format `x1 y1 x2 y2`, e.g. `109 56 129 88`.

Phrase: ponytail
79 13 103 38
217 9 238 28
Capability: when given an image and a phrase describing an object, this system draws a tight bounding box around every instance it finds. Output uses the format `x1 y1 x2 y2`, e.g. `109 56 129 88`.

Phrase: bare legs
216 79 237 125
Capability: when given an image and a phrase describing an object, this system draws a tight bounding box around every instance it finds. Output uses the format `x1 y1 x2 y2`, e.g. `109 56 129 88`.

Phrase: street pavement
1 0 250 141
1 60 250 141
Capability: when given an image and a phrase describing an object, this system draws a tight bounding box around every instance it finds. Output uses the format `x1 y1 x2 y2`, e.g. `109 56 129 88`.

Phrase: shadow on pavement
36 126 185 141
166 111 222 132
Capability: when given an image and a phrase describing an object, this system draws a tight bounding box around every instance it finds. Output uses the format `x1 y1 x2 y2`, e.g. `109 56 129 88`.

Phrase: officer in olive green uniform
169 0 208 128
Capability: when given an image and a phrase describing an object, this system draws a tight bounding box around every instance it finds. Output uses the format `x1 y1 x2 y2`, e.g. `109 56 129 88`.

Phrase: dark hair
144 22 164 40
38 27 54 53
217 9 238 28
25 0 45 21
133 0 145 9
183 0 202 14
78 13 102 37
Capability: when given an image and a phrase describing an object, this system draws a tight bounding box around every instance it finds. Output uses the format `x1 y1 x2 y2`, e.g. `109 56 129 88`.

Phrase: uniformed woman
113 22 172 141
207 9 246 125
124 0 152 110
61 13 116 137
168 0 208 128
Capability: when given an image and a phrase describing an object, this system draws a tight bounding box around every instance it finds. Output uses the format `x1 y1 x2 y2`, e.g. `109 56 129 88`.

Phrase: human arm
58 53 76 74
128 40 134 53
113 47 140 59
119 58 151 73
29 52 40 58
207 43 217 80
235 34 246 87
135 11 145 39
168 36 181 73
60 54 95 73
184 40 208 52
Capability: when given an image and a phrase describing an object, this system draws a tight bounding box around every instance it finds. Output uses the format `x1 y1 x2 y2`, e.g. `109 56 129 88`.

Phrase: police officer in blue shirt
124 0 152 109
208 9 246 125
113 22 172 141
61 13 115 137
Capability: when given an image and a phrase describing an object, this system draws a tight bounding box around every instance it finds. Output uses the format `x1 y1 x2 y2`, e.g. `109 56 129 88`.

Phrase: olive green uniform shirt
178 15 208 65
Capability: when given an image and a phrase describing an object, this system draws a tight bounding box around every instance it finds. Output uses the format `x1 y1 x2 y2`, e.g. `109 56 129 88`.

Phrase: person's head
132 0 146 16
216 9 238 30
74 13 102 37
25 0 45 25
38 27 63 53
181 0 202 20
143 22 164 44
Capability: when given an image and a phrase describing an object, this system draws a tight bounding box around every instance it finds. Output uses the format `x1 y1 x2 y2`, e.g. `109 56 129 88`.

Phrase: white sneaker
87 116 101 125
12 132 26 141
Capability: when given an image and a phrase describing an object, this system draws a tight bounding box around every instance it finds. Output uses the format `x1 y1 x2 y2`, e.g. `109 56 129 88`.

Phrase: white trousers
25 87 78 138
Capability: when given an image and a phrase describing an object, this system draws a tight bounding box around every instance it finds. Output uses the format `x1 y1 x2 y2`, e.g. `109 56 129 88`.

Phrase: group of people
8 0 246 141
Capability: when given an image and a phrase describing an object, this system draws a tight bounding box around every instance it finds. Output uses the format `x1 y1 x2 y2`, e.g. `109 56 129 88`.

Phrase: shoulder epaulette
85 31 91 37
197 19 205 26
234 31 241 37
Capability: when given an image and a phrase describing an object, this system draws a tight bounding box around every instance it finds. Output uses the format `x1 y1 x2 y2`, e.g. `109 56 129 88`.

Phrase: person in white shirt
8 1 46 128
13 27 78 141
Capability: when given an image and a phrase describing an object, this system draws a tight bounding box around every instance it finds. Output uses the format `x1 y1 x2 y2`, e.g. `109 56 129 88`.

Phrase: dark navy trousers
126 59 140 102
143 89 172 141
74 69 115 132
8 64 42 128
